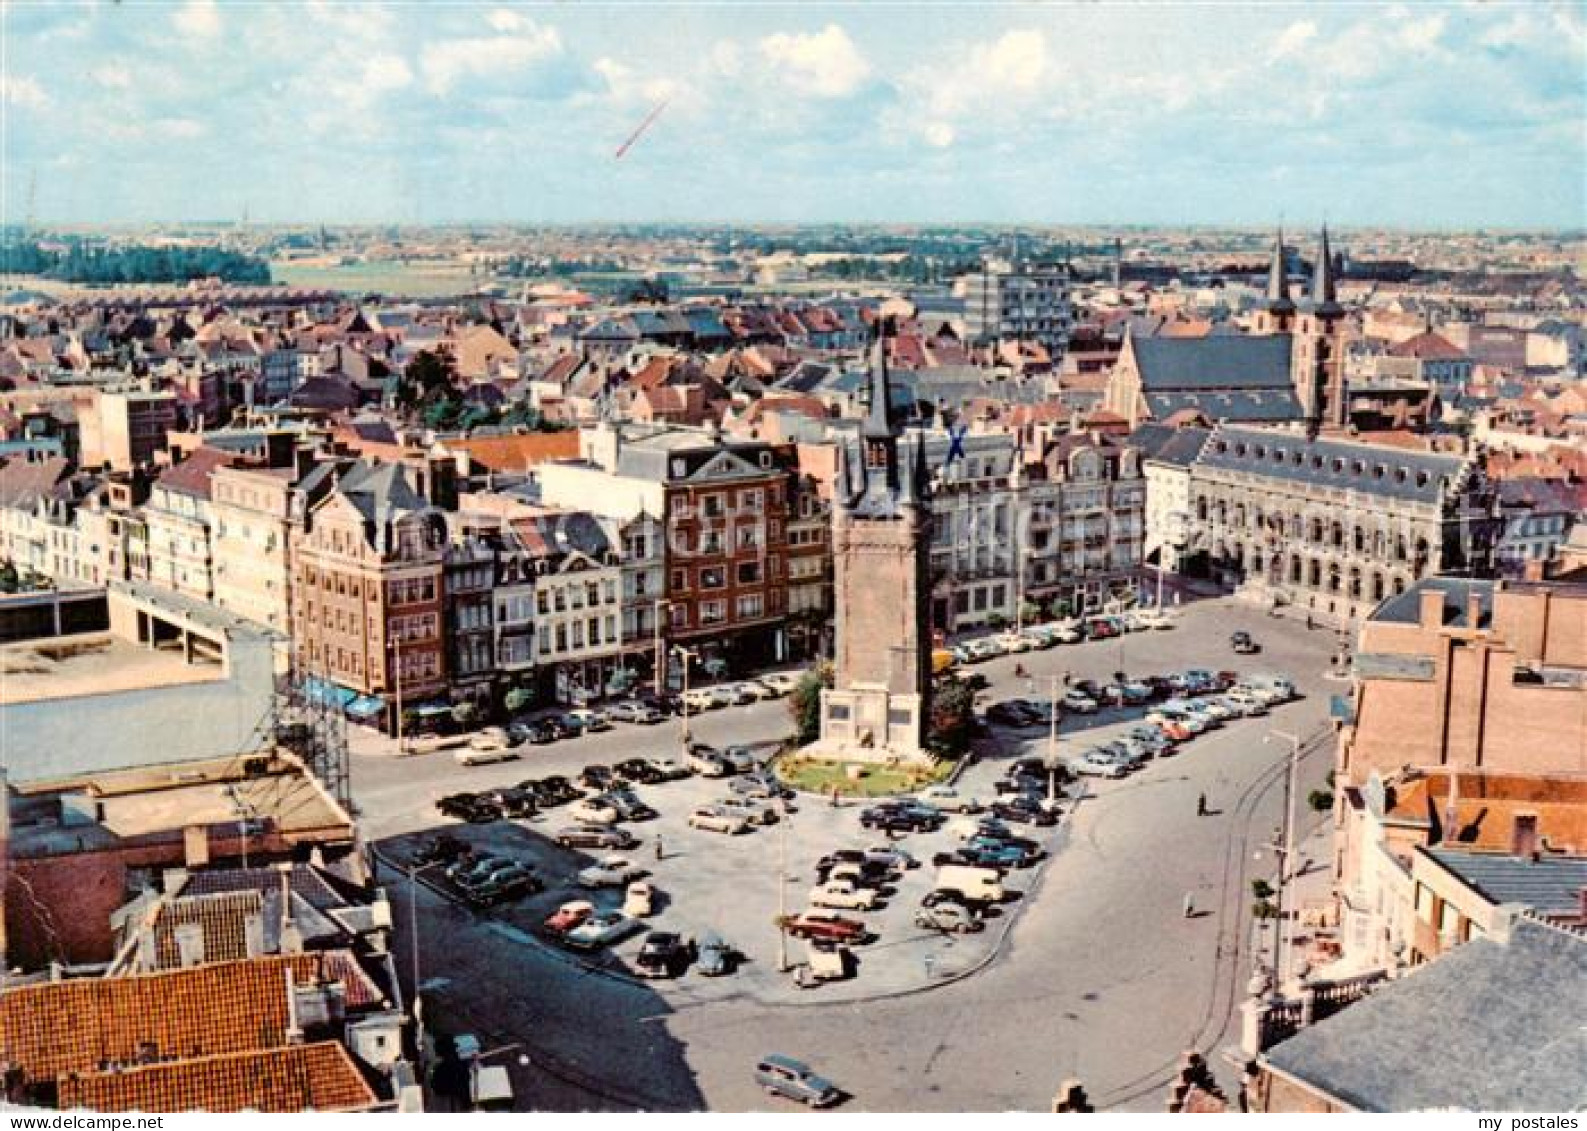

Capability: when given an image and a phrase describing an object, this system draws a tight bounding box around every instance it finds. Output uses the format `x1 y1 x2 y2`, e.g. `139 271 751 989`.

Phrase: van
935 864 1005 904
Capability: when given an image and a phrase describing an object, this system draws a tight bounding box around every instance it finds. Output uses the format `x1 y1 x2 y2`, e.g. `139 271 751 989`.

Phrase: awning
345 695 386 720
1329 694 1355 724
411 699 453 718
302 675 357 709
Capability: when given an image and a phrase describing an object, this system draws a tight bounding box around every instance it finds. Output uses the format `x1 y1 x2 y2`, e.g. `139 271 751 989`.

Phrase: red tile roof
446 431 580 473
1389 331 1466 361
155 447 240 500
57 1041 377 1113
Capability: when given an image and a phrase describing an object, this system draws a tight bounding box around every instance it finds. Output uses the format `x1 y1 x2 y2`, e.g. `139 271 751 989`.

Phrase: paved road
362 597 1338 1111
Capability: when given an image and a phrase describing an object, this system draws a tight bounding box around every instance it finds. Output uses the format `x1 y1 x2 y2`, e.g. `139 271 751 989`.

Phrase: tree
788 663 834 746
504 687 534 715
0 561 17 594
395 349 456 414
1307 788 1334 813
927 675 977 757
450 701 479 729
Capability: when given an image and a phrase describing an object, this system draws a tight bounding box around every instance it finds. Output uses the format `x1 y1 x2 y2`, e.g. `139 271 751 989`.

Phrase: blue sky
4 1 1584 227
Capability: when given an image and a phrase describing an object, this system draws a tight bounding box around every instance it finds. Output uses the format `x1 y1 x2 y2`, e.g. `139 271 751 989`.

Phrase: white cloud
1268 20 1317 64
758 24 870 98
172 0 221 40
487 9 527 33
156 118 207 139
921 121 955 148
92 65 132 90
419 16 563 95
977 29 1047 92
1396 10 1446 53
0 75 48 110
362 54 414 95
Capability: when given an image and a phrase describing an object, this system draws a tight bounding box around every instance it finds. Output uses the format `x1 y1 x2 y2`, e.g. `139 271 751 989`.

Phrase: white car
577 855 647 888
1071 753 1130 779
996 632 1032 654
758 672 802 696
917 785 984 813
688 806 749 834
454 730 518 766
567 708 612 732
717 796 779 826
564 911 644 951
681 689 718 712
808 880 879 911
1062 691 1099 714
568 797 621 826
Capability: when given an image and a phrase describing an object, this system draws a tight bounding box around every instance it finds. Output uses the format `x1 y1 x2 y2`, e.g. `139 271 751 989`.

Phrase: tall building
959 259 1075 358
817 318 933 762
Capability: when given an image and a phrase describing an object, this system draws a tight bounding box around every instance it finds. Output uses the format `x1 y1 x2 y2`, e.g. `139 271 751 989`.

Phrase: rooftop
0 632 224 707
1425 848 1587 918
1263 917 1587 1112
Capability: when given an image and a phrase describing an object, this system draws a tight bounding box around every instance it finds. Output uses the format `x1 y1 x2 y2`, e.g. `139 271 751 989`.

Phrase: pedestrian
1197 792 1207 817
654 835 664 862
831 784 840 808
1305 612 1313 631
1183 892 1195 918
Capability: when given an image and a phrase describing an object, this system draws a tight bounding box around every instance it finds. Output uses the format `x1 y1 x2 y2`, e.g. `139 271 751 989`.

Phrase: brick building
289 460 448 720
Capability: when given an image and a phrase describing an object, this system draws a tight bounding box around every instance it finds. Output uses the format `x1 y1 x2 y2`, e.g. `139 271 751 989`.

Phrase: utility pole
776 807 790 971
652 598 670 696
1046 673 1060 803
1267 729 1302 990
673 645 699 752
392 631 406 756
408 860 440 1074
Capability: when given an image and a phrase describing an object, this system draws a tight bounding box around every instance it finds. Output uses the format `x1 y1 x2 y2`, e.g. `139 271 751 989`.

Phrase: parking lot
362 595 1338 1110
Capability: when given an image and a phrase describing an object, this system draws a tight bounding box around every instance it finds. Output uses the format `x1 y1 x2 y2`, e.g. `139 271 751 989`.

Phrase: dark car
1231 630 1260 654
413 833 469 865
605 788 658 822
579 764 616 791
921 887 993 913
614 758 665 785
526 776 582 807
460 864 541 907
555 824 639 850
991 795 1059 827
437 793 501 823
638 692 683 717
509 719 557 745
635 931 694 978
966 835 1041 866
815 855 892 887
972 829 1041 855
987 700 1042 728
483 786 537 819
859 807 942 834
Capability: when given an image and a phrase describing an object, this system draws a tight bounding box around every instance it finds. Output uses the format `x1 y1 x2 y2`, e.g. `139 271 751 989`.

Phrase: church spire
862 314 898 442
1311 224 1341 315
1265 227 1293 311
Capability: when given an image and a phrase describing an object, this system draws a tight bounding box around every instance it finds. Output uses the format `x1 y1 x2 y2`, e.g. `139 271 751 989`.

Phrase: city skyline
4 1 1584 228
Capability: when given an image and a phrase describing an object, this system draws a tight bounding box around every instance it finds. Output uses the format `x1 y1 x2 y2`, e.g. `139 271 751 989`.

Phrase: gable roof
1132 334 1293 391
1196 425 1467 504
57 1041 377 1113
1263 918 1587 1112
155 447 239 501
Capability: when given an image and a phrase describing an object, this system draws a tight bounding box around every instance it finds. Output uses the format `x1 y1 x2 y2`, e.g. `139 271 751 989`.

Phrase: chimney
244 910 266 958
172 921 205 968
1418 587 1445 631
1466 589 1484 630
1510 813 1538 857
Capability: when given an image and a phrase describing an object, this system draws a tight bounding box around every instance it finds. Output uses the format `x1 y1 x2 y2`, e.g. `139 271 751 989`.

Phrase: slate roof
1146 388 1302 423
1195 426 1468 504
1129 423 1212 467
0 454 71 508
334 460 428 519
1133 334 1293 391
1425 849 1587 918
1371 577 1497 628
57 1041 377 1113
1262 918 1587 1111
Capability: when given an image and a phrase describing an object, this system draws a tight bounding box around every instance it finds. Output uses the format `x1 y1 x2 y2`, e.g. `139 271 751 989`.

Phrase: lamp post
390 631 406 756
652 598 672 697
1265 729 1302 991
672 644 699 751
407 859 443 1072
1046 673 1061 804
776 805 791 972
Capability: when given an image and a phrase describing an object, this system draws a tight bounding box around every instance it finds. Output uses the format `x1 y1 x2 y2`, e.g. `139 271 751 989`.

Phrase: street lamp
1264 729 1303 991
672 644 700 751
651 598 672 697
776 804 791 972
407 859 445 1072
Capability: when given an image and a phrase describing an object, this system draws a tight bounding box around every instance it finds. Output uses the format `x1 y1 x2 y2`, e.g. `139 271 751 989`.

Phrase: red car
543 899 595 936
781 913 869 944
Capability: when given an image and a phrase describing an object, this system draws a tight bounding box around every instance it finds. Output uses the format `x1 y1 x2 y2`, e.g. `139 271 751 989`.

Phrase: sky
3 1 1584 228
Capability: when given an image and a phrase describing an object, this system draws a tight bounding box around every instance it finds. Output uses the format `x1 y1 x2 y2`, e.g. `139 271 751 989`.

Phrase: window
737 593 763 618
702 494 725 518
701 566 725 589
737 561 762 585
740 488 762 511
672 568 689 591
701 600 726 625
701 531 724 555
737 525 761 550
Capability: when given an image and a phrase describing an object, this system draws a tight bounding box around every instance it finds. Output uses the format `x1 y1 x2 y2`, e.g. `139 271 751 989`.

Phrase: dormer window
866 440 888 469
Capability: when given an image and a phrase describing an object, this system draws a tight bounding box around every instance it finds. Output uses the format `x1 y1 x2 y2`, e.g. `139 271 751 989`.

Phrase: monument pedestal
808 684 931 766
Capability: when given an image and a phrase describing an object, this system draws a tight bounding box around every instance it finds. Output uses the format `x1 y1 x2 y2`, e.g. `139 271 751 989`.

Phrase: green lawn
772 752 956 798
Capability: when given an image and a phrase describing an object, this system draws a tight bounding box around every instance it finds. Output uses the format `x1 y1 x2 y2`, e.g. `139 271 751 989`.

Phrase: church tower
1291 225 1347 437
816 304 934 763
1252 228 1295 336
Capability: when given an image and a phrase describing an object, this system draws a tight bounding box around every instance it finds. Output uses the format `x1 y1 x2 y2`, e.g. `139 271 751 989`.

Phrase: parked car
695 932 738 976
547 711 587 737
577 855 647 888
862 844 920 872
688 805 749 834
754 1055 840 1108
413 833 469 865
634 931 693 978
578 764 617 791
614 758 664 785
564 911 644 951
965 835 1041 867
568 797 621 826
717 796 779 826
1071 752 1130 778
719 745 760 773
808 879 880 911
859 804 943 833
987 700 1042 728
1230 630 1260 654
642 757 692 781
448 854 511 886
728 772 782 799
622 880 654 918
915 901 984 934
508 719 557 745
756 672 802 696
780 912 869 944
436 793 500 823
542 899 595 937
529 775 582 806
708 685 746 708
686 747 732 777
681 689 718 713
604 790 658 822
607 700 664 725
454 735 518 767
995 632 1032 654
1061 690 1099 714
916 785 984 813
459 863 540 906
482 786 537 818
555 824 638 850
